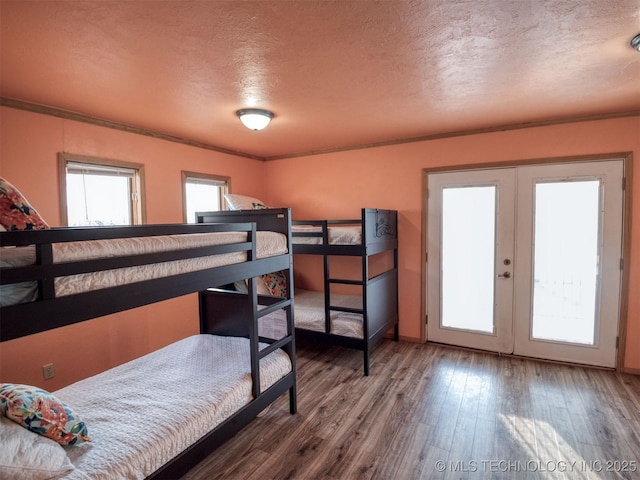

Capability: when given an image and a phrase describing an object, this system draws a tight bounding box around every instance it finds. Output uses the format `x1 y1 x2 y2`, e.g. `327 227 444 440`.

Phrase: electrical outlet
43 363 55 380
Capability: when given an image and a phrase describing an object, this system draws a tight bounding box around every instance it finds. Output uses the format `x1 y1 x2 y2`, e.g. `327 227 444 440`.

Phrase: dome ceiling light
236 109 274 131
631 33 640 52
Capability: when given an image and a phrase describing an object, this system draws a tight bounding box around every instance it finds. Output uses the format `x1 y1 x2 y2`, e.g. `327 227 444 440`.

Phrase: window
58 153 145 226
182 171 229 223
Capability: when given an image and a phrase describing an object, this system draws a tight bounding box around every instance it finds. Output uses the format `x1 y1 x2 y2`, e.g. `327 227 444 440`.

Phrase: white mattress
0 231 287 306
0 247 39 306
55 334 291 480
262 289 363 338
292 225 362 245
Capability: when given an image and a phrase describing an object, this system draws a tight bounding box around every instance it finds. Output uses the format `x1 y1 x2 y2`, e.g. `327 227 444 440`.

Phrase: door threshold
426 341 617 372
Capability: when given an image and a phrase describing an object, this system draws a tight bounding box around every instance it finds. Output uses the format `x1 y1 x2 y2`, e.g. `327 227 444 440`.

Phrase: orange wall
264 116 640 372
1 108 639 386
0 107 267 389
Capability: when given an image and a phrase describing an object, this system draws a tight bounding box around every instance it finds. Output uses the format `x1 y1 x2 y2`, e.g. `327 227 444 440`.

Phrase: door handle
497 271 511 279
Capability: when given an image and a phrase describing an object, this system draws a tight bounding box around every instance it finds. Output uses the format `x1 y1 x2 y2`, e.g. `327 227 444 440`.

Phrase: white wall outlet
43 363 55 380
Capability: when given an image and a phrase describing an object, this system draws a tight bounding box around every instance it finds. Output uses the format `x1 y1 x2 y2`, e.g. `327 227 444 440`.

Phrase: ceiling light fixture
631 33 640 52
236 108 274 131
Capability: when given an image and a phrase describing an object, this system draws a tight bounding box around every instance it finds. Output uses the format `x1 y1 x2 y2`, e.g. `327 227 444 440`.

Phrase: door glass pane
441 186 496 333
532 180 600 345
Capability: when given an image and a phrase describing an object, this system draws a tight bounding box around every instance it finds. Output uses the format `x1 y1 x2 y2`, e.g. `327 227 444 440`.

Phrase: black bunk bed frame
0 208 296 479
292 208 399 376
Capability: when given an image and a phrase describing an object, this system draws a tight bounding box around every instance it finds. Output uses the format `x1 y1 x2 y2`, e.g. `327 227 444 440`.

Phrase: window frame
181 171 230 223
58 153 146 226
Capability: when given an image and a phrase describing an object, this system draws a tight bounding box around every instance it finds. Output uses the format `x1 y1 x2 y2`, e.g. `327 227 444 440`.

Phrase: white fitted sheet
292 225 362 245
56 334 292 480
0 231 287 306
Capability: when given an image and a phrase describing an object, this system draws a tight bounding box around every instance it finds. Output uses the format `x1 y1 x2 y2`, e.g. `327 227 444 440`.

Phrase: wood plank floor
182 339 640 480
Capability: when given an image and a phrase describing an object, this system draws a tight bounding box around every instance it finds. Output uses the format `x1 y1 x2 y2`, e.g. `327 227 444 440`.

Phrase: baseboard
394 334 420 343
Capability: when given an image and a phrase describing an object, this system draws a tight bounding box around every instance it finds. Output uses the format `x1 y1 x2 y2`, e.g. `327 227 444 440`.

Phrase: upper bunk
0 208 292 342
291 208 397 256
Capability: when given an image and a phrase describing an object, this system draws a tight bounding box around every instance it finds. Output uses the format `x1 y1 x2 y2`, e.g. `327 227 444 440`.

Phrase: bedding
257 304 288 340
0 416 75 480
0 230 287 306
0 246 38 306
295 289 363 338
48 334 291 480
224 193 269 210
292 225 362 245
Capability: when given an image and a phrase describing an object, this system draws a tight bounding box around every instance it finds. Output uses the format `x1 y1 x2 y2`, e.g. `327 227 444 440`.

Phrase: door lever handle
497 271 511 279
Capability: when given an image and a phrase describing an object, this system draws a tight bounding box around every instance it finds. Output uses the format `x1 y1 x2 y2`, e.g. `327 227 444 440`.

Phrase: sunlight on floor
500 413 589 478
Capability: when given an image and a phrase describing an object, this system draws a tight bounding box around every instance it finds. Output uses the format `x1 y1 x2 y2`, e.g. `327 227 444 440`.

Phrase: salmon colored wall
264 116 640 372
0 107 267 389
1 108 638 385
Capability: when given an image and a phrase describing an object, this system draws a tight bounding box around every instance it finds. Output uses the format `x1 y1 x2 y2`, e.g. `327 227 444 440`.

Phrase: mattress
292 225 362 245
55 334 291 480
258 305 289 340
0 247 39 306
261 288 363 338
0 230 287 306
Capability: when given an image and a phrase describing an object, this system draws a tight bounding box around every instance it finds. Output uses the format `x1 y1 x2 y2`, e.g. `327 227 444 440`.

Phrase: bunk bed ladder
325 258 370 375
247 232 296 412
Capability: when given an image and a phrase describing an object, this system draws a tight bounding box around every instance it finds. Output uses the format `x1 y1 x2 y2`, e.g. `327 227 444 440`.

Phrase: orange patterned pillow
0 177 49 231
262 270 288 297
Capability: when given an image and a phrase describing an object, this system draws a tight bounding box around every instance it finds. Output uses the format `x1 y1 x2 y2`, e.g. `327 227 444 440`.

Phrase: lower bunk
203 281 399 377
292 284 398 376
2 334 295 480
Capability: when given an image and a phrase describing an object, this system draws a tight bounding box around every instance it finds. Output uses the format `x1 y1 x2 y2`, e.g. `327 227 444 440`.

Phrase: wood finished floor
182 339 640 480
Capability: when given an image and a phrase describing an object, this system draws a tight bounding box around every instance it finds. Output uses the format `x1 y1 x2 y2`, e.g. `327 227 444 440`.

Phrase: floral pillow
0 383 90 445
0 177 49 231
262 270 288 297
234 278 271 296
224 193 270 210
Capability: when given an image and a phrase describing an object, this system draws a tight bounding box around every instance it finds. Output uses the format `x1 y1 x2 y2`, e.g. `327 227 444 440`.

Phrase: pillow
0 416 75 480
0 383 90 445
0 177 49 231
262 270 288 297
233 277 271 296
224 193 269 211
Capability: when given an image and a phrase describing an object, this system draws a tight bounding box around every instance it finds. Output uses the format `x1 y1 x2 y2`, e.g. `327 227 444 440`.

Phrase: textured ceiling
1 0 639 159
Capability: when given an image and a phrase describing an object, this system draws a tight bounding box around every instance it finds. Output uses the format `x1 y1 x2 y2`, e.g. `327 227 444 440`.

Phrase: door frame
421 152 634 372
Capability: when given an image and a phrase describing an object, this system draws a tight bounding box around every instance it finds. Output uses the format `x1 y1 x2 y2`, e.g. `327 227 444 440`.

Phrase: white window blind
185 176 227 187
66 162 137 178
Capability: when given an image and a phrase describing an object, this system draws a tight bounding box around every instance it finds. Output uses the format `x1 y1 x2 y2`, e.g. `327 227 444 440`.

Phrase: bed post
363 209 373 375
247 224 261 399
393 234 400 342
322 221 331 334
285 211 298 414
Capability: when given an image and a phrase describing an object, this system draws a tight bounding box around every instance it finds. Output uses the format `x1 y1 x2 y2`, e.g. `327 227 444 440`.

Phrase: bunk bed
199 208 398 376
0 208 296 480
291 208 399 375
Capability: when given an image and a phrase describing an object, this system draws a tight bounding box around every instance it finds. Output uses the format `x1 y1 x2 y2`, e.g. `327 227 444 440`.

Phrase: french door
427 160 624 368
